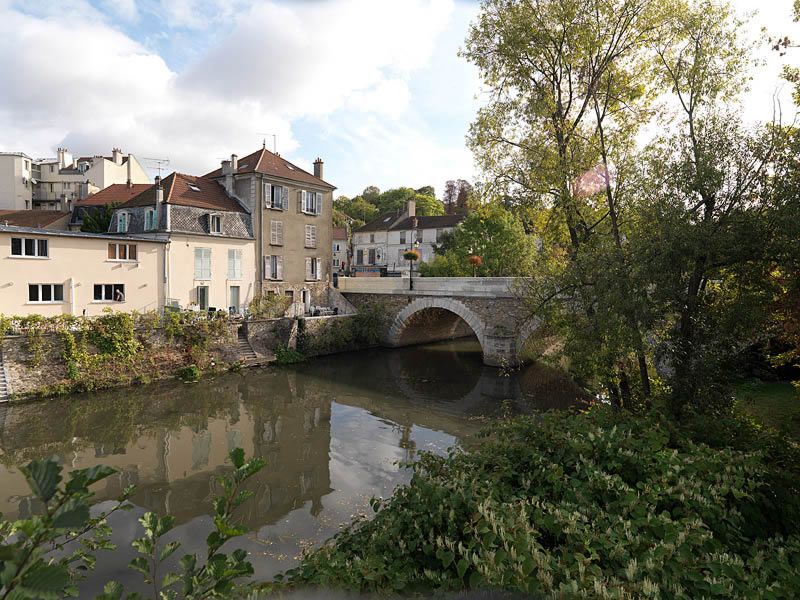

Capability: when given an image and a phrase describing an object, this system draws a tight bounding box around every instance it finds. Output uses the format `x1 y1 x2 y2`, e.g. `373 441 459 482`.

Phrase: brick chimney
126 155 132 188
221 159 234 194
313 157 323 180
112 148 123 165
406 197 416 218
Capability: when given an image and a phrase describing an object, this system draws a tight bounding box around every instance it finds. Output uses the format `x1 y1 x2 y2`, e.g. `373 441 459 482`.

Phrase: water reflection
0 339 587 593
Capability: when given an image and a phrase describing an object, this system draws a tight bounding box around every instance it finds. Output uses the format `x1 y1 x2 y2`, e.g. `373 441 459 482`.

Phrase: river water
0 339 587 595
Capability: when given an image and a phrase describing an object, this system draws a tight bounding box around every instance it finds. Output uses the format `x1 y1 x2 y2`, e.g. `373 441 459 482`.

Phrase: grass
735 380 800 440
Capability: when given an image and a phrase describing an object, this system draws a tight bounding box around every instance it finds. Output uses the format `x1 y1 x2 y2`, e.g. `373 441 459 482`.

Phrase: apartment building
352 199 464 275
109 172 256 313
332 227 348 273
205 146 335 312
0 152 34 211
0 225 165 317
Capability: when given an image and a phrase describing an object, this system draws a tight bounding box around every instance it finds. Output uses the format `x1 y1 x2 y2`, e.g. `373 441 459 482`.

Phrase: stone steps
236 331 258 362
0 348 10 402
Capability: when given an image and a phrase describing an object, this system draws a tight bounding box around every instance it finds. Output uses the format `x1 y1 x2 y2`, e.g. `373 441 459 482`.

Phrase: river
0 338 587 595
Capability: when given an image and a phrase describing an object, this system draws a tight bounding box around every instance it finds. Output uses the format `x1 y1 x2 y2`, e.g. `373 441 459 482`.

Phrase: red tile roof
120 172 246 213
204 147 335 189
0 210 70 228
74 183 152 207
332 227 348 240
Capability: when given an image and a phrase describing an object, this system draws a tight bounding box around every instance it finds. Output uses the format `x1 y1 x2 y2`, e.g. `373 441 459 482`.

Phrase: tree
415 185 435 197
412 193 444 216
361 186 381 203
443 179 473 214
419 203 536 277
334 195 378 224
81 204 116 233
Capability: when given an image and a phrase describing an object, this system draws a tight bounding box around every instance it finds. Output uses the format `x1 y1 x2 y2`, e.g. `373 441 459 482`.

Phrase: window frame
144 208 157 231
194 247 212 280
93 283 125 303
11 237 48 259
117 211 130 233
28 283 64 304
107 243 138 262
209 213 222 235
227 249 242 280
304 224 317 248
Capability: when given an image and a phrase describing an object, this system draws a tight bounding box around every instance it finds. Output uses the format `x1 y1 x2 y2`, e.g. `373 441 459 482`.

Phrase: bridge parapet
337 276 520 298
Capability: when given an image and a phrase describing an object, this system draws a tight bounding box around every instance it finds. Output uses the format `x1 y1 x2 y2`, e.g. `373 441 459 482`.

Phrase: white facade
0 153 34 210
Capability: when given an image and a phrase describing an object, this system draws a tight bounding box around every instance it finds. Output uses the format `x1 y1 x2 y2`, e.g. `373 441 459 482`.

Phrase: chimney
221 159 234 194
406 197 416 218
313 157 324 180
154 175 169 231
126 156 132 188
112 148 123 165
231 154 238 171
57 147 66 169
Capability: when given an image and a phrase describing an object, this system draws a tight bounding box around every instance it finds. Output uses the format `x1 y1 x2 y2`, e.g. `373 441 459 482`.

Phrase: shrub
176 364 201 382
284 408 800 597
275 345 305 365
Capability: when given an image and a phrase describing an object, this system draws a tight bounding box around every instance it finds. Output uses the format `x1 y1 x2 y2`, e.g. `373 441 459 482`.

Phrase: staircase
236 328 258 363
0 347 10 402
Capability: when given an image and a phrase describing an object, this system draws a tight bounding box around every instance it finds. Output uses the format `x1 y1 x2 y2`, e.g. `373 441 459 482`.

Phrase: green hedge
283 408 800 597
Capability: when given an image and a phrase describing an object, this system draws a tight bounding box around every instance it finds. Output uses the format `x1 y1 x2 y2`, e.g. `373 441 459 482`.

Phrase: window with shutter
263 182 272 209
194 248 211 279
305 224 317 248
305 257 312 280
270 220 284 245
315 192 322 214
228 249 242 279
315 258 322 280
263 255 269 279
276 256 283 280
356 249 363 265
281 186 288 209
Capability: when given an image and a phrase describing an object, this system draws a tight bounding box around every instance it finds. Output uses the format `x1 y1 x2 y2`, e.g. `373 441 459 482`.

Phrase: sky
0 0 798 198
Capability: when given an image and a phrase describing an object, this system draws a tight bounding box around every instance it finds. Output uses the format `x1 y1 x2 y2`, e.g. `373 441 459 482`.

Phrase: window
400 231 406 244
368 248 376 265
333 243 340 252
264 255 283 280
305 257 321 280
436 228 444 242
210 214 222 234
189 184 201 192
415 229 423 242
228 249 242 280
304 224 317 248
63 182 71 190
28 284 63 303
144 208 157 230
194 247 211 279
270 220 284 245
300 190 322 214
93 284 125 302
333 257 340 267
264 183 287 210
49 165 54 173
196 286 209 310
117 212 129 233
107 243 137 261
370 233 375 243
11 237 48 258
356 249 364 265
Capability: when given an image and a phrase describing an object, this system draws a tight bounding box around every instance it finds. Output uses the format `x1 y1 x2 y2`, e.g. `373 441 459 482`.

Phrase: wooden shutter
270 220 279 245
315 193 322 214
281 186 288 210
310 225 316 247
297 190 303 213
263 255 270 279
129 244 137 260
305 257 312 280
263 182 272 209
108 243 116 259
315 258 322 280
276 256 283 280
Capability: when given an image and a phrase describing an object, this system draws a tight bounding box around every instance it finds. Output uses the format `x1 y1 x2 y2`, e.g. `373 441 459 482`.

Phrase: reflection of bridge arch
387 298 487 356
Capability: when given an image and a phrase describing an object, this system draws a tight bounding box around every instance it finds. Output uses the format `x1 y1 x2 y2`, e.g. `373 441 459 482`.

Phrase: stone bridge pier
338 277 540 367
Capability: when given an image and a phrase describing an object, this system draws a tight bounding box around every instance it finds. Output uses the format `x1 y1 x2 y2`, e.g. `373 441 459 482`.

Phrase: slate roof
74 184 152 207
390 214 464 230
356 211 403 232
120 173 246 213
204 147 335 189
0 210 70 228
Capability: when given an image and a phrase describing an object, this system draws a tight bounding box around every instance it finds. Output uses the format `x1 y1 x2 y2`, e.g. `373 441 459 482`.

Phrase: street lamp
404 245 421 291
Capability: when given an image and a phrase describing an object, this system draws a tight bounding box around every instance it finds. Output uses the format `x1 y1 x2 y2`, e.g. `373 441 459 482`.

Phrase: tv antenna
142 157 170 177
258 133 277 153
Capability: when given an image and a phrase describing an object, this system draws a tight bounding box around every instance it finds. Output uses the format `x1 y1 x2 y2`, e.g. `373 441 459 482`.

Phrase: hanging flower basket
468 255 483 267
404 249 421 261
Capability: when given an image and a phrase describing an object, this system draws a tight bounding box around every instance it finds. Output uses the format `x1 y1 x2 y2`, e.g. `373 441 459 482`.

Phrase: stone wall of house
1 324 240 400
246 318 296 355
297 315 365 357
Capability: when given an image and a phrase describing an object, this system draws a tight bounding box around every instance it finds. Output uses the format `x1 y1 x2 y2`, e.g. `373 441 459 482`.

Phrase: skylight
239 164 248 169
189 184 201 192
286 164 295 170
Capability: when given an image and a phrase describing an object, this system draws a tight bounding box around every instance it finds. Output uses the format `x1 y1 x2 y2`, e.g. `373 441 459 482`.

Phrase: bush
284 408 800 597
176 364 201 382
275 345 305 365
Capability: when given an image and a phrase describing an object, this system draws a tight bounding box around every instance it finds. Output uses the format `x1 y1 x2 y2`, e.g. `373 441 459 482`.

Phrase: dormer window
117 212 129 233
210 213 222 234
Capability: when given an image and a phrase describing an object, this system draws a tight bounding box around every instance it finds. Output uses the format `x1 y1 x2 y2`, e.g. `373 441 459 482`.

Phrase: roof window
189 184 201 192
286 164 295 170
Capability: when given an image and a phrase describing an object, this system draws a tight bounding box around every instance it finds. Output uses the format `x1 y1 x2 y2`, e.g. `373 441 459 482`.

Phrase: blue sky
0 0 797 198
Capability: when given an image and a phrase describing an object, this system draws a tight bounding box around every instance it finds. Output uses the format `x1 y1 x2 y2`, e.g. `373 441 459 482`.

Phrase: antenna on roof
257 133 277 153
142 157 170 177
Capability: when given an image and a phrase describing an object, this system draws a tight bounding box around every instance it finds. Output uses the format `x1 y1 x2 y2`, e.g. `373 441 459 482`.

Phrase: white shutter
263 182 272 209
281 186 288 210
263 255 269 279
228 250 235 278
315 258 322 280
315 193 322 214
310 225 317 248
297 190 303 213
305 257 312 280
276 256 283 280
270 220 278 245
302 190 308 213
195 249 202 279
277 221 283 244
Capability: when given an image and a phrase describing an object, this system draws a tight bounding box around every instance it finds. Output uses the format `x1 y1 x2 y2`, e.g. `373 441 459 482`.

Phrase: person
114 288 125 302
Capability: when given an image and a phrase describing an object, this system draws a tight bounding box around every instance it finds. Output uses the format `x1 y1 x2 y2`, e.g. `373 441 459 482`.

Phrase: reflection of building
351 198 463 275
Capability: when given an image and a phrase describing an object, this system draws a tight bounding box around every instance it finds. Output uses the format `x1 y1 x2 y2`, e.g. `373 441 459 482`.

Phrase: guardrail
336 276 520 297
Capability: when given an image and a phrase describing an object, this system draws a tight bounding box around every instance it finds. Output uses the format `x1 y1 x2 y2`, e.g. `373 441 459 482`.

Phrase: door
302 289 310 314
229 286 240 314
197 286 209 311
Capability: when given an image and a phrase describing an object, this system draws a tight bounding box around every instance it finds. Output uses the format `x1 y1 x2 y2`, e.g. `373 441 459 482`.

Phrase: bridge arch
386 297 487 355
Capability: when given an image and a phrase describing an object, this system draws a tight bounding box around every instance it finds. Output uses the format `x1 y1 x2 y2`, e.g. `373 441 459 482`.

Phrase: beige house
0 153 34 211
32 148 149 211
205 147 335 313
332 226 348 273
110 172 256 313
0 226 165 317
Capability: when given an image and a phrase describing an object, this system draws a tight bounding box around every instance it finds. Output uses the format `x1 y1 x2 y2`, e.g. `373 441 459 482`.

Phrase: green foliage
274 345 305 365
285 408 800 596
247 294 291 320
333 195 378 224
80 204 116 233
419 203 536 277
297 304 389 356
176 364 201 383
0 459 132 599
336 187 445 223
89 310 141 357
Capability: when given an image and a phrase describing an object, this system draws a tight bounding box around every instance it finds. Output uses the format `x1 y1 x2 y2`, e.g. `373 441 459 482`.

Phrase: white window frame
228 249 242 280
28 283 64 304
305 257 322 281
209 213 222 235
194 247 212 280
93 283 125 303
11 237 48 259
263 255 283 280
107 243 137 262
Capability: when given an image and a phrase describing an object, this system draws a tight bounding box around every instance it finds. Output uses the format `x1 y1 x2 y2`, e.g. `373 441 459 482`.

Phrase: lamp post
404 245 421 291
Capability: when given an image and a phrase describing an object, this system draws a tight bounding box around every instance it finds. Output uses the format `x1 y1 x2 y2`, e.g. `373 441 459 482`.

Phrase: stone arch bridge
337 277 540 367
